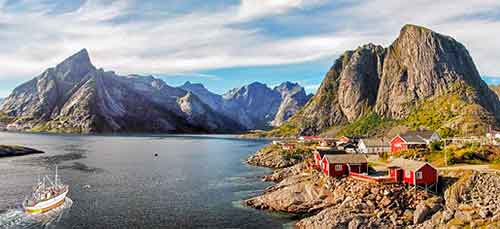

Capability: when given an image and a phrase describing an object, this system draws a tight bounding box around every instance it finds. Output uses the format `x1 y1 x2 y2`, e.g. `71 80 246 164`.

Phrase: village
271 129 500 193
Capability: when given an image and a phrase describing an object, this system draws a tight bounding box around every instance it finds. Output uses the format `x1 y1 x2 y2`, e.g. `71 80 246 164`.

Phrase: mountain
271 82 311 126
181 81 310 130
0 49 244 133
275 24 500 137
490 85 500 98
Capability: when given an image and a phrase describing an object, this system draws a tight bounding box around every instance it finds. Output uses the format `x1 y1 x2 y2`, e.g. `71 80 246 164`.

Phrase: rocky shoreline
245 145 500 228
0 145 44 158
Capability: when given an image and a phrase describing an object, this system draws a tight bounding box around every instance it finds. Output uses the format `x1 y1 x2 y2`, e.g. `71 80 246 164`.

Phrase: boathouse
389 130 440 153
321 154 368 177
388 158 438 187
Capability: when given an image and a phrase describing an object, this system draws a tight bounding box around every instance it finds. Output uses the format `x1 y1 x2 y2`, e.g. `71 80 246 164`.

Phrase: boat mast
55 165 58 186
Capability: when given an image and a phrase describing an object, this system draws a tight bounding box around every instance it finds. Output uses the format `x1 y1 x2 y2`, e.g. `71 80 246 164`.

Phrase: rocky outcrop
245 160 440 228
246 144 307 168
0 145 44 157
0 49 244 133
419 171 500 228
245 168 335 214
285 24 500 136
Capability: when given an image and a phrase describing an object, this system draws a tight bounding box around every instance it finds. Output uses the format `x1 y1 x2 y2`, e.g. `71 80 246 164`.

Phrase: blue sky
0 0 500 96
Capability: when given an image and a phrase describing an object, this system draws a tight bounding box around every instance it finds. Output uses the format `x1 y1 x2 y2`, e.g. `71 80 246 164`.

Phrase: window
405 170 411 178
416 171 423 179
395 143 401 147
335 164 343 171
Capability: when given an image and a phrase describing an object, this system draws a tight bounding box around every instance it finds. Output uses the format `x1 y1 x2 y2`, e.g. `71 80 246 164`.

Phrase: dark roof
314 148 345 157
388 158 435 171
323 154 367 164
399 130 437 144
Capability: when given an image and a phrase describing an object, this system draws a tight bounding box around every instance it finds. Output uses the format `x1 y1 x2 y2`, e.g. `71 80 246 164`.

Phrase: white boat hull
24 190 68 214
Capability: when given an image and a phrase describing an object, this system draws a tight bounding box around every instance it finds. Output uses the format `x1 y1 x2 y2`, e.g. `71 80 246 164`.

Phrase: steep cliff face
0 49 244 133
294 44 386 135
286 24 500 136
375 25 499 119
490 85 500 98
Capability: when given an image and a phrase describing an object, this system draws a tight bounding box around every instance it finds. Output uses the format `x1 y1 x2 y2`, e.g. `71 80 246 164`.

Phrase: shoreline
0 145 44 158
245 143 500 228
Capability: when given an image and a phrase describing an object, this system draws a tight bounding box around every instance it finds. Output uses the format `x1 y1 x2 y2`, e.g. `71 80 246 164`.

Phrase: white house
357 138 390 154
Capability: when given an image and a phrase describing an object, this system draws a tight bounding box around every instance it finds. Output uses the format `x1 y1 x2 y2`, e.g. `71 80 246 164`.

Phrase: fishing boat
23 166 69 214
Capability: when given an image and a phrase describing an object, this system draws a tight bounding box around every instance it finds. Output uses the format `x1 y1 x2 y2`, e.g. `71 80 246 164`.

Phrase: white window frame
405 170 411 178
416 171 423 179
335 164 343 171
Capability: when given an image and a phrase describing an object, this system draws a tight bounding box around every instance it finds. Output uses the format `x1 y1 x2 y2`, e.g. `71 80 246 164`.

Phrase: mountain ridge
0 50 245 133
180 80 310 129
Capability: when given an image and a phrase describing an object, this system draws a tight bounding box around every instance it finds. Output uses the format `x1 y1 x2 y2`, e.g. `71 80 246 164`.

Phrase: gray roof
388 158 434 171
360 138 390 147
399 130 437 144
323 154 367 164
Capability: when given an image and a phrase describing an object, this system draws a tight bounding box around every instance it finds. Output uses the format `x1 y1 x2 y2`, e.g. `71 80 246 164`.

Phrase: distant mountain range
269 24 500 137
181 81 311 129
0 50 310 133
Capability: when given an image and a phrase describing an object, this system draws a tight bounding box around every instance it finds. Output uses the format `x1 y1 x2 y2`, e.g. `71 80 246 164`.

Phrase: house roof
397 130 437 144
323 154 367 164
388 158 435 171
360 138 390 147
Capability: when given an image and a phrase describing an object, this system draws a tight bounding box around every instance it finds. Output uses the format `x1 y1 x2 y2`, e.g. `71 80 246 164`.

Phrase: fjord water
0 132 292 228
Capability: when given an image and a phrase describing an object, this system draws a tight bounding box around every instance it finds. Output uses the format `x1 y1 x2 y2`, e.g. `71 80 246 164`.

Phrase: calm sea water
0 132 294 228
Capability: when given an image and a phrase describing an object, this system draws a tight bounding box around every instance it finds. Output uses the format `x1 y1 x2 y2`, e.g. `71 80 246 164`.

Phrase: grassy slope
0 112 14 124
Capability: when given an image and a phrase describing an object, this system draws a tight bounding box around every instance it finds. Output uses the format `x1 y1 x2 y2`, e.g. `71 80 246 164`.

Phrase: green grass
0 112 14 124
336 112 394 137
403 88 494 137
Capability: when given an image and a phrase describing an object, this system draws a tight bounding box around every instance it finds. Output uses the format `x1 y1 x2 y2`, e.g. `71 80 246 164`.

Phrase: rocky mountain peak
181 81 207 91
53 48 95 81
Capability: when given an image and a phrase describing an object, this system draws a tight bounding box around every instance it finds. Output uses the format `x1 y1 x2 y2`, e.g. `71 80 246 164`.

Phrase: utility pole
444 139 448 167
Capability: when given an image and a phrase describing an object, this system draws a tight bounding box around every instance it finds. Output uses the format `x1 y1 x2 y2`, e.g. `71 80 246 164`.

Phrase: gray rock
414 202 431 224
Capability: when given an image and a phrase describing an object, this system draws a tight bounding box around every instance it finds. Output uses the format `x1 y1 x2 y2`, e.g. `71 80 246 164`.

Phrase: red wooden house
389 130 440 153
282 143 295 150
312 148 340 168
336 136 351 145
321 154 368 177
388 158 438 187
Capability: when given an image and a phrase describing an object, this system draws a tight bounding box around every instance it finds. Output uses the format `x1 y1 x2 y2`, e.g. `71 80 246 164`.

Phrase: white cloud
0 0 499 85
236 0 325 21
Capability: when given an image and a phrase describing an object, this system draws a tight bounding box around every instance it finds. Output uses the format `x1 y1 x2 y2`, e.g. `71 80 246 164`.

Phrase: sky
0 0 500 96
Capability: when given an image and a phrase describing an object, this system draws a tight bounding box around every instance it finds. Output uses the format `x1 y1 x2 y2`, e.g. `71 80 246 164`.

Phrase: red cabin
282 143 295 150
337 136 351 144
389 130 440 153
321 154 368 177
313 148 338 169
388 158 438 186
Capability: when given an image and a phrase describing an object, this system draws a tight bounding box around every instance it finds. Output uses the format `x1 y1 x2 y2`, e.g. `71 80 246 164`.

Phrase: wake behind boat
23 167 69 214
